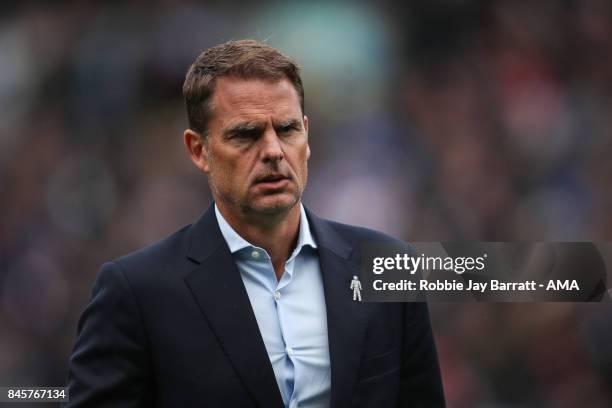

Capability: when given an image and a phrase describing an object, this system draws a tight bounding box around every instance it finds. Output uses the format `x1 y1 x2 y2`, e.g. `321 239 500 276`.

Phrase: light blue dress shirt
215 204 331 408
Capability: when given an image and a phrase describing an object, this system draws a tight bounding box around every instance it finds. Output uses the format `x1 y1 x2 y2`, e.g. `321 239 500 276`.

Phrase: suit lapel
184 204 284 408
307 210 368 408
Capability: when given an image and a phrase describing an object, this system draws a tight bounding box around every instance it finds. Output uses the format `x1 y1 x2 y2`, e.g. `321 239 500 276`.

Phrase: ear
303 115 311 160
183 129 210 173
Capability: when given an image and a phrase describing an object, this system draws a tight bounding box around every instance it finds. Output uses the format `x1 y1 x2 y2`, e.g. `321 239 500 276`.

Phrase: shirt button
274 291 281 301
251 250 260 259
286 347 294 357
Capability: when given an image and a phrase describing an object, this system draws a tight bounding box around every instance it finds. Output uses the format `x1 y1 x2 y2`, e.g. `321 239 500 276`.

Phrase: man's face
201 76 310 218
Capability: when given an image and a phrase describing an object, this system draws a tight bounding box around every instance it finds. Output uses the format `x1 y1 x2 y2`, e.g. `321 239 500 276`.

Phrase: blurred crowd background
1 1 611 407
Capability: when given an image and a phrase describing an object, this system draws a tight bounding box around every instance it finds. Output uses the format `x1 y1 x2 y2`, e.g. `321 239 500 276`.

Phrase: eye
278 124 297 134
232 129 260 140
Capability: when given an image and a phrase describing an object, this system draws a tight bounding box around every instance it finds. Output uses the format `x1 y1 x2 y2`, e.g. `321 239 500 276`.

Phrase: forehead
211 77 302 126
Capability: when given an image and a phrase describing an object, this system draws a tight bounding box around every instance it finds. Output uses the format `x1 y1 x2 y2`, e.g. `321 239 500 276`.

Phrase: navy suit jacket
67 204 445 407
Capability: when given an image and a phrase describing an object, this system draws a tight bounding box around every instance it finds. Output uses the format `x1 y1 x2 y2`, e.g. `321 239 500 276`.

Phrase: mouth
253 174 292 190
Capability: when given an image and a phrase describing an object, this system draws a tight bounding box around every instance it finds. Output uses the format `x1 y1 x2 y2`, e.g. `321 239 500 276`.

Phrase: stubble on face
203 77 310 224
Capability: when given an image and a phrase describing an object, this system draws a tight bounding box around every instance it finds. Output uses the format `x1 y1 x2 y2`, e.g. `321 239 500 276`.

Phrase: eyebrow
223 118 303 137
275 118 302 129
223 122 264 138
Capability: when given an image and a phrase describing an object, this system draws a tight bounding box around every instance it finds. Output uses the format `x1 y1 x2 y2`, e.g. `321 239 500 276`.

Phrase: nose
260 128 284 163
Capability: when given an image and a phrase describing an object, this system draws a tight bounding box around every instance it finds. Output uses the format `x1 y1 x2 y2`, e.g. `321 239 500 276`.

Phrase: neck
217 202 302 280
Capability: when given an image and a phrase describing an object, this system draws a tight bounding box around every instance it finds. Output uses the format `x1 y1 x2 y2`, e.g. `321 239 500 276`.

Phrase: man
67 39 445 407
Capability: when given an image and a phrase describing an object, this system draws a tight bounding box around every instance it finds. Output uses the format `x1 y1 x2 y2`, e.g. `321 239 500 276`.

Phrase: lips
255 174 290 184
253 174 291 189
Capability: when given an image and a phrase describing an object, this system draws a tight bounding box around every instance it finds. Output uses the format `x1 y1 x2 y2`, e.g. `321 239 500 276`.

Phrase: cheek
301 143 311 166
214 152 255 184
210 148 242 172
293 146 310 180
208 154 235 188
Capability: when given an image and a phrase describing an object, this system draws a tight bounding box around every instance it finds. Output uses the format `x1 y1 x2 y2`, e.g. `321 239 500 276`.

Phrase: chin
248 195 299 215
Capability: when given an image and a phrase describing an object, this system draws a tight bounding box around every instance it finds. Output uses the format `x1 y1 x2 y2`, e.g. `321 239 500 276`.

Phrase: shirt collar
214 203 318 258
